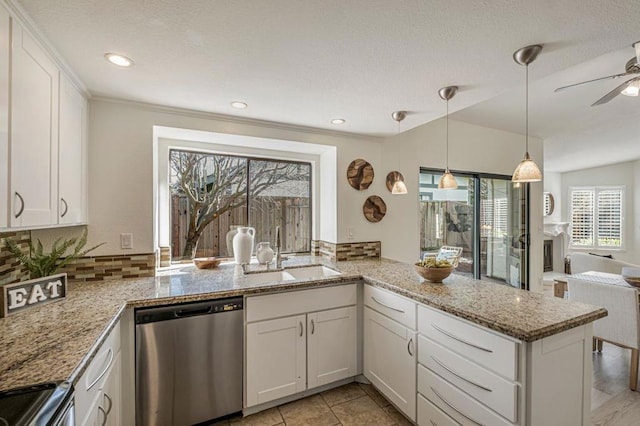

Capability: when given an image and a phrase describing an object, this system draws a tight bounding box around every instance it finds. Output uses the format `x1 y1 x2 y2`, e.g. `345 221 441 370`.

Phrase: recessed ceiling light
231 101 248 109
104 53 133 67
331 118 345 125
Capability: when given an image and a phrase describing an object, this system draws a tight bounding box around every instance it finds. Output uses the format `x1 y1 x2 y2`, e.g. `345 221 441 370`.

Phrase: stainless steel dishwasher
135 297 243 426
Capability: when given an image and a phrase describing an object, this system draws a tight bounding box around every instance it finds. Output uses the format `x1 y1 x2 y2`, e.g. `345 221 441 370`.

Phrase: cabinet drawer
418 305 518 380
364 285 416 329
417 393 458 426
418 365 514 426
246 283 357 322
75 321 121 422
418 335 518 422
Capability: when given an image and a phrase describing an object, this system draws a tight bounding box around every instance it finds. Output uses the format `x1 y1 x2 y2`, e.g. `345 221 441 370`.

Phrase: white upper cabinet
58 74 87 225
10 20 59 228
0 6 8 229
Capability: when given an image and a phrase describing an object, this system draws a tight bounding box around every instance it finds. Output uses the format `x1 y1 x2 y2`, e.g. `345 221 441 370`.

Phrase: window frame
568 185 625 250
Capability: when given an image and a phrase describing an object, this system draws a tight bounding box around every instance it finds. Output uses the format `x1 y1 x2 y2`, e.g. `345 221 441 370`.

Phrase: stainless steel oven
0 381 74 425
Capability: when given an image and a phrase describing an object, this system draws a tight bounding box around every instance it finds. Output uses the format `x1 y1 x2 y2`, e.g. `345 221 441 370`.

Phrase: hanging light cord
525 64 529 154
446 98 449 169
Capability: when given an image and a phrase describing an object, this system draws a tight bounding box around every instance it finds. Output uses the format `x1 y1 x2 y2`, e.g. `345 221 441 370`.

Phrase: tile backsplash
0 230 156 284
0 231 31 285
311 240 381 261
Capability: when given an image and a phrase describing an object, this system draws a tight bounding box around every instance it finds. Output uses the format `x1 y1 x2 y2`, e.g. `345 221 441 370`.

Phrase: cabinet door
10 20 59 227
246 315 306 407
307 306 357 389
58 74 86 224
0 5 9 229
364 306 416 421
102 352 121 426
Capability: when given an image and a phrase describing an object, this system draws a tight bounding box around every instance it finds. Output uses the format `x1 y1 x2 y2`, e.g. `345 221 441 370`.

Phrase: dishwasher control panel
135 297 243 324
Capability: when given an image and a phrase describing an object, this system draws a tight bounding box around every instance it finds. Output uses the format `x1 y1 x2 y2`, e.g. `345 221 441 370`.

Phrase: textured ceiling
452 45 640 172
15 0 640 137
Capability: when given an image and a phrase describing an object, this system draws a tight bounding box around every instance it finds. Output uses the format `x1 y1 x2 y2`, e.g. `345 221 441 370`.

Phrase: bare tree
170 150 308 258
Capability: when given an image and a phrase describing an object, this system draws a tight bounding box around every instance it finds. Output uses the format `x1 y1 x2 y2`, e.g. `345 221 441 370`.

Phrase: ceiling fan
554 41 640 106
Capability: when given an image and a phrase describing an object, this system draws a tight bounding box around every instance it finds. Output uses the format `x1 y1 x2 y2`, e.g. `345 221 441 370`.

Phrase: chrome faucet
274 226 287 269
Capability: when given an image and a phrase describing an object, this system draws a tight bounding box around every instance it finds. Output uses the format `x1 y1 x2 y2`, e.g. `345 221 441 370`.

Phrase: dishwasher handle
174 306 213 318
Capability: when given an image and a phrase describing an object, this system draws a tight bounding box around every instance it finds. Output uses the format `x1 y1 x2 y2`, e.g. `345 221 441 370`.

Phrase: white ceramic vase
233 227 255 264
256 242 275 265
226 225 241 257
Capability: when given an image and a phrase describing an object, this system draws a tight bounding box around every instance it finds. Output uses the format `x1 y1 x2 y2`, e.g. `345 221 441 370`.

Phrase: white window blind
597 190 623 247
569 186 624 249
570 189 594 247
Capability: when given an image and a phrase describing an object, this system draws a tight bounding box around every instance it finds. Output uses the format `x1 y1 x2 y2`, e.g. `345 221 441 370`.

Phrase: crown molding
1 0 90 97
90 96 384 142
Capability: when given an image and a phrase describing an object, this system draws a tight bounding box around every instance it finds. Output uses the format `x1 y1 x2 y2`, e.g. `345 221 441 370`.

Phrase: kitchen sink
285 265 342 280
242 270 295 284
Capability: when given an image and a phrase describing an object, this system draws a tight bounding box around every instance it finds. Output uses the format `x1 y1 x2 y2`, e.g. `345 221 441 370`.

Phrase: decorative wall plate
363 195 387 223
347 159 374 190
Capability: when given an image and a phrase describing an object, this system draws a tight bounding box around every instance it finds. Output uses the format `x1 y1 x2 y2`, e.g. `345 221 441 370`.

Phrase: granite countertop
0 256 606 392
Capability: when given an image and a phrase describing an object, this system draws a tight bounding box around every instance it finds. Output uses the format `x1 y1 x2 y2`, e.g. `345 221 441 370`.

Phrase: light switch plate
120 233 133 249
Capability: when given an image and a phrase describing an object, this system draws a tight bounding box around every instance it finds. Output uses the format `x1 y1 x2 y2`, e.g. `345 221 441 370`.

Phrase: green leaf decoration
3 229 105 278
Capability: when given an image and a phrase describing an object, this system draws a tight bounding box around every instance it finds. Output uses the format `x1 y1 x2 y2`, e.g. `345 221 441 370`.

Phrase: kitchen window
169 149 312 260
569 186 624 249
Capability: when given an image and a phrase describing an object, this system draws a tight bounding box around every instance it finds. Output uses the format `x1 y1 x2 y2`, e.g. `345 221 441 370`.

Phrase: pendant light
512 45 543 183
387 111 408 194
438 86 458 190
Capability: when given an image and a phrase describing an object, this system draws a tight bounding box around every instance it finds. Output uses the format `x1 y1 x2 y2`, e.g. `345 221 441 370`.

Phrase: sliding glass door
419 169 530 289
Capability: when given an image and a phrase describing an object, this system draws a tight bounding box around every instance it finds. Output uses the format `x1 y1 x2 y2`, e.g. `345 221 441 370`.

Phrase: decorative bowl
414 264 453 283
622 267 640 288
193 257 221 269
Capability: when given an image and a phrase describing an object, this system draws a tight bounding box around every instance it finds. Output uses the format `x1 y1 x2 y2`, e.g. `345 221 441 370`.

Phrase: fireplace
543 222 570 273
543 240 553 272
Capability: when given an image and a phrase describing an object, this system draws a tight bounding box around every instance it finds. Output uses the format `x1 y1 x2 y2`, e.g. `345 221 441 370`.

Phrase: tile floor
220 382 410 426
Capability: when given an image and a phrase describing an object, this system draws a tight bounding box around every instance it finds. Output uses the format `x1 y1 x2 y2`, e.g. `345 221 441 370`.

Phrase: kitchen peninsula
0 256 606 425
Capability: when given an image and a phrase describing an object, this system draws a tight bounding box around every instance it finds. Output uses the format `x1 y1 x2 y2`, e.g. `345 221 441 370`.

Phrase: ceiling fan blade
554 72 630 93
591 77 638 106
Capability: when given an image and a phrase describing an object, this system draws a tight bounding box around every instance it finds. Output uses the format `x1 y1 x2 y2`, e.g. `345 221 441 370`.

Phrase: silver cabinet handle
431 324 493 353
61 198 68 218
310 319 315 335
407 338 414 356
104 392 113 415
98 406 107 426
371 296 405 313
87 348 114 390
14 192 25 218
431 386 484 426
299 321 303 337
431 355 492 392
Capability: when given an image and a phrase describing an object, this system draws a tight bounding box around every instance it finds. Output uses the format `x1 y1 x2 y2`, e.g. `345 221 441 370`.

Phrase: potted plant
0 229 104 317
4 228 104 279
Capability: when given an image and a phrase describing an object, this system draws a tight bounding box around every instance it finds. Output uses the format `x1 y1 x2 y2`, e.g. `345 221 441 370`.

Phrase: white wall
84 99 383 256
380 118 545 292
561 160 637 263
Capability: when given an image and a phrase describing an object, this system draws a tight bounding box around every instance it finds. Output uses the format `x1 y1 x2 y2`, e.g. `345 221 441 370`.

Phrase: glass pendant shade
621 80 640 97
512 152 542 183
438 169 458 189
391 179 408 194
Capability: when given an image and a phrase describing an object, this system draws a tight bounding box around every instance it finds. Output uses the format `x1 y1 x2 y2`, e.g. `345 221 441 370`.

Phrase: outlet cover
347 227 354 240
120 233 133 249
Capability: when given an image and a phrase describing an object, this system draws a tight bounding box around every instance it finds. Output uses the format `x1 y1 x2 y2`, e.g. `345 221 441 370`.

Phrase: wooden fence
171 195 310 259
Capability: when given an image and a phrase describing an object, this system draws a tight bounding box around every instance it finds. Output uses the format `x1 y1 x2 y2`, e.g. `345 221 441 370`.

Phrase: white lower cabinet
75 321 122 425
363 306 417 422
246 314 307 406
245 285 358 408
417 393 458 426
307 306 357 388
